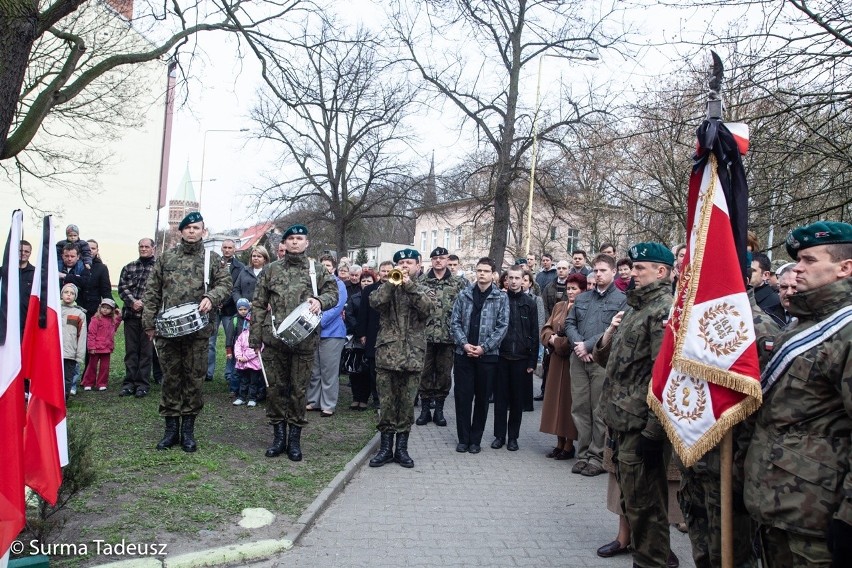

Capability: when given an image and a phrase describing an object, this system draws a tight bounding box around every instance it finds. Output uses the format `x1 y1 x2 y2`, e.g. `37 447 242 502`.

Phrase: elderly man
744 221 852 568
118 238 157 398
346 264 362 298
776 262 797 326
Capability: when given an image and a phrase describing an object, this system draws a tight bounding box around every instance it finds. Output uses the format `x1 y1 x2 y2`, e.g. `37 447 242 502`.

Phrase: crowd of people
18 215 851 568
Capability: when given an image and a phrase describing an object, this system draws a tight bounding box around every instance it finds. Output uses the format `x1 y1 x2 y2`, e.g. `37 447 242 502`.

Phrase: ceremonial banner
22 217 68 505
648 121 762 467
0 211 25 565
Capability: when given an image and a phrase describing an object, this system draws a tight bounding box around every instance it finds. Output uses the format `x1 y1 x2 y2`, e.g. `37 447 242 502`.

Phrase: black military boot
393 432 414 468
432 399 447 426
180 415 198 452
265 422 287 458
287 425 303 462
415 399 432 425
369 432 395 467
156 416 180 450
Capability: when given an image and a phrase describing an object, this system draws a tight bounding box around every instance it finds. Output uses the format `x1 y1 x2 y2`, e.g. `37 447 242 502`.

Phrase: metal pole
198 128 249 207
524 57 545 257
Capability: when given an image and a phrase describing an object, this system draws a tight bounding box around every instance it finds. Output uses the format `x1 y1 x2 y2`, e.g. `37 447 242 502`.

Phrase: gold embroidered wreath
665 375 708 423
697 302 748 356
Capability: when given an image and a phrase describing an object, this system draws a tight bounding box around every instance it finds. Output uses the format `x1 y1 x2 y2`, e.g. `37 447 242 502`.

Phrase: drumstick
258 347 270 388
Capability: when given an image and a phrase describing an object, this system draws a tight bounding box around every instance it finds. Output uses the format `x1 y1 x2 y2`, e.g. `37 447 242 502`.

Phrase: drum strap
309 259 318 296
203 248 210 293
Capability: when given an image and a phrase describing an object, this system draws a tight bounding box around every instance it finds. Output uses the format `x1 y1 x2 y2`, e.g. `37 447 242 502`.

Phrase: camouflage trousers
758 526 832 568
262 344 313 426
418 342 454 401
376 368 418 433
156 335 206 417
614 429 671 568
679 466 757 568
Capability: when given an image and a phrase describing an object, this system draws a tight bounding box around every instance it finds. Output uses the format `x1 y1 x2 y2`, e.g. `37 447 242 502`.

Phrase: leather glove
637 435 664 468
827 518 852 566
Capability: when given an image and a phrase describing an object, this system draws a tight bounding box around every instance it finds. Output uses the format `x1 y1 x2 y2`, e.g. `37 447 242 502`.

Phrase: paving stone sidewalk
251 379 695 567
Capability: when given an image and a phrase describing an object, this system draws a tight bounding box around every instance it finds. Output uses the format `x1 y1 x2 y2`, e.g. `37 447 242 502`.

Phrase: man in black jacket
491 265 539 451
18 239 35 337
750 251 786 327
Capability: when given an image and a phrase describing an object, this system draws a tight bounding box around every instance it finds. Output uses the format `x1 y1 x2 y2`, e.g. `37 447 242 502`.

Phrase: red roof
236 222 276 252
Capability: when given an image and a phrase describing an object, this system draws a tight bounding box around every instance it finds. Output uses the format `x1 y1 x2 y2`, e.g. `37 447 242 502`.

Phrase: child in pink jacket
232 300 262 407
82 298 122 391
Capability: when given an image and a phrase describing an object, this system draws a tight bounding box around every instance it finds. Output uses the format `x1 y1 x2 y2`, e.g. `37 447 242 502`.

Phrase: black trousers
122 318 152 391
453 354 495 446
494 358 529 440
349 369 371 404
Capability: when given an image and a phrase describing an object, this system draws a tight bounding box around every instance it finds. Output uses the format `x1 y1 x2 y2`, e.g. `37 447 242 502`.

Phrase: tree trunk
0 1 38 159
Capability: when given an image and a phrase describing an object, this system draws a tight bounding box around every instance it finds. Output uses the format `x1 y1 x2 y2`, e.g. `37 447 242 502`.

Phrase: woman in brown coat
538 272 587 459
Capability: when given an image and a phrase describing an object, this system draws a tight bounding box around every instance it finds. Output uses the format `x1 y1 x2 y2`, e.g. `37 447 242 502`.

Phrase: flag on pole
0 210 25 565
22 216 68 505
648 121 762 467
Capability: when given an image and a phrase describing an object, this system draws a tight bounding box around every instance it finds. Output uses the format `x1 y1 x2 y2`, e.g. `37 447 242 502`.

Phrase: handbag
340 338 365 374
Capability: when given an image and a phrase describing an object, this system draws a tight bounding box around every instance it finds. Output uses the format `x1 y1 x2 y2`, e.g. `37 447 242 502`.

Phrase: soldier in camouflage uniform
250 224 338 462
368 248 433 468
677 289 780 568
743 221 852 568
592 242 675 568
416 246 468 427
142 212 232 453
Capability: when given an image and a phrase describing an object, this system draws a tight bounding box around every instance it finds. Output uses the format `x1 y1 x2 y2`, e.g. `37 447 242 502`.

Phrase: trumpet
388 268 405 286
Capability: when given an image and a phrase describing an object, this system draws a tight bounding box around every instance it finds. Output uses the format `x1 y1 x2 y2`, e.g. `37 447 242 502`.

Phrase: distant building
346 242 414 268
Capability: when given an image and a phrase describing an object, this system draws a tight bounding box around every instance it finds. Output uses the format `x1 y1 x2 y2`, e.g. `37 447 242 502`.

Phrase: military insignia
786 231 800 250
814 231 830 239
765 340 774 351
665 374 708 423
697 301 749 356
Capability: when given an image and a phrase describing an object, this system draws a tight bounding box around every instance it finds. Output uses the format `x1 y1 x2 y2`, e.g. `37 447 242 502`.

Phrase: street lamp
198 128 249 206
523 52 599 256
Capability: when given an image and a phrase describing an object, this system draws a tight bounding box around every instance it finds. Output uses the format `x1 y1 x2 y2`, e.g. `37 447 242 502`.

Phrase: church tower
168 166 199 234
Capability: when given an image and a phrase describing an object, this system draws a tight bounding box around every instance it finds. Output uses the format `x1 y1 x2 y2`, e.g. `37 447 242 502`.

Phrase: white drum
155 303 208 338
272 301 320 348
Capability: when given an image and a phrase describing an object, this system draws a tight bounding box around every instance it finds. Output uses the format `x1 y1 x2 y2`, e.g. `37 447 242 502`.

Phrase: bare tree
390 0 627 263
245 20 418 255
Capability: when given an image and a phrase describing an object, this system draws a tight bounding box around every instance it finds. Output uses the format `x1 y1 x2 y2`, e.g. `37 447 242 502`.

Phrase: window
550 227 557 241
444 228 451 249
431 230 438 250
566 228 580 253
456 227 463 249
421 231 427 253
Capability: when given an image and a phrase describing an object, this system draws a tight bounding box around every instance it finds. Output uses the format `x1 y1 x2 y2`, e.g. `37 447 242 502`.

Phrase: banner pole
721 431 733 568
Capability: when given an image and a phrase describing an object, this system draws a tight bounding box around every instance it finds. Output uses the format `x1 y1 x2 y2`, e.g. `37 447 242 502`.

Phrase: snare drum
272 301 320 347
154 303 209 338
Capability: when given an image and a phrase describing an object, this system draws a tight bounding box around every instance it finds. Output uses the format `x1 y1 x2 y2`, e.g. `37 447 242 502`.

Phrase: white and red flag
21 216 68 505
648 121 762 467
0 210 25 565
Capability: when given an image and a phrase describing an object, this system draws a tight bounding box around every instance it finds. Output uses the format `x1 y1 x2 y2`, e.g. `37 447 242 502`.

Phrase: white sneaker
70 387 77 396
83 386 92 391
233 398 245 406
98 387 107 391
247 400 257 407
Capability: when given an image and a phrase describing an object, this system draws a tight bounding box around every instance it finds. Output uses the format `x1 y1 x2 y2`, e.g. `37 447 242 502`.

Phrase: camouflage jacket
593 279 670 439
249 253 338 353
420 268 468 344
141 240 232 338
370 278 432 372
744 277 852 537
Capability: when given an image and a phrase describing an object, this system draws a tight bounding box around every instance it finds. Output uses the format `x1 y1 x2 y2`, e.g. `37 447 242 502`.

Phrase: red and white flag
22 216 68 505
648 122 762 467
0 210 25 565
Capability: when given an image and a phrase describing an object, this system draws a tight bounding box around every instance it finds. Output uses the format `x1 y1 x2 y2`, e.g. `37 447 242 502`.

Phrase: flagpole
721 432 733 568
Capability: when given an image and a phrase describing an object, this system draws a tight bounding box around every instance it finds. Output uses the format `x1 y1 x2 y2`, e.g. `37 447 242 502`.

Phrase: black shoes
180 415 197 452
507 439 519 451
393 432 414 468
432 399 447 427
156 416 180 450
415 402 432 426
597 540 630 558
287 425 303 461
491 437 505 449
456 443 469 453
468 444 481 454
370 432 395 467
119 388 134 397
134 388 148 398
265 422 287 458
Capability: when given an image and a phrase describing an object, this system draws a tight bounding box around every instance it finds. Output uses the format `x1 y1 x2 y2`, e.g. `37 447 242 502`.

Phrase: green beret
178 212 203 231
786 221 852 258
393 248 421 263
283 224 308 239
628 242 675 266
515 258 528 265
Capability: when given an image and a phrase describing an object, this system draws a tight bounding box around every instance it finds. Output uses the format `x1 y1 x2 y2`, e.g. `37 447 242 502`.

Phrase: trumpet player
368 248 433 468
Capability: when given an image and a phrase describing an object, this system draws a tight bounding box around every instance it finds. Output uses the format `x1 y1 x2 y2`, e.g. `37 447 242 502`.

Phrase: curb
95 431 381 568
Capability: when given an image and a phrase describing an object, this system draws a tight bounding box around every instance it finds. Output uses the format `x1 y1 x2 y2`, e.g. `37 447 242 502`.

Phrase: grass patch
51 301 377 565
